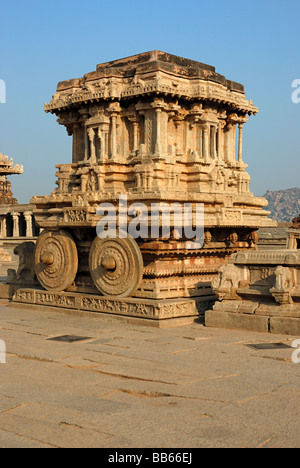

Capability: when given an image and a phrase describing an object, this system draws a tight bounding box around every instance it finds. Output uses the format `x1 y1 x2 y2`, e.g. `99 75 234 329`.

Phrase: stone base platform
205 301 300 335
11 287 215 327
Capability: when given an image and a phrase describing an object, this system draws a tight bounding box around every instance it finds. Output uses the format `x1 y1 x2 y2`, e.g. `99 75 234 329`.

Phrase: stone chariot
25 51 275 321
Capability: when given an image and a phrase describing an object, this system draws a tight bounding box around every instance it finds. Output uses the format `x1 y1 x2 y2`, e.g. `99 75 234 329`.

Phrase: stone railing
206 250 300 335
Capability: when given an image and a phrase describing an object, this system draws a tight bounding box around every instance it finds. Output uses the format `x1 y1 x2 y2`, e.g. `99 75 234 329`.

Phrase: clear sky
0 0 299 203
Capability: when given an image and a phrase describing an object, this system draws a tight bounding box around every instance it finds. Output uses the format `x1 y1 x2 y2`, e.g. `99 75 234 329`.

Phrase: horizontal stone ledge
11 288 207 321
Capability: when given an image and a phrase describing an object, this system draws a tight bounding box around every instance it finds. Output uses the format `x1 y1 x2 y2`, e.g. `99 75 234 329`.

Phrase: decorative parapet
206 249 300 335
211 249 300 306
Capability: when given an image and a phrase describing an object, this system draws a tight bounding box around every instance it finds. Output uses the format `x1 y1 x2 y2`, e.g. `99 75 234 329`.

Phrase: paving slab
0 300 300 448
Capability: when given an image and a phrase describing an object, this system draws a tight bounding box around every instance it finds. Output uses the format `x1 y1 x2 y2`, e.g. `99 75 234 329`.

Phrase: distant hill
263 188 300 222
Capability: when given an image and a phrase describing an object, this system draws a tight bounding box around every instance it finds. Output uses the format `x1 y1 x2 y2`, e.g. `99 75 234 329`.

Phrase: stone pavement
0 300 300 448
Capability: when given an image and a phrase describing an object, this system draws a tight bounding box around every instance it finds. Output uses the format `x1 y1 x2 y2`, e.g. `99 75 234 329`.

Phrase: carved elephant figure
273 266 294 292
270 266 295 305
212 264 247 301
14 241 36 284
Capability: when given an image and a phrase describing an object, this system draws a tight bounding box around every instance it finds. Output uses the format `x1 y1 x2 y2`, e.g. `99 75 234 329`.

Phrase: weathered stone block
270 317 300 336
205 309 269 333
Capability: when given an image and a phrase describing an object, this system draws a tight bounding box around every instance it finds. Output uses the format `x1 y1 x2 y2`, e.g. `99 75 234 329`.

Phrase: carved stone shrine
0 153 23 206
13 51 276 321
0 153 24 262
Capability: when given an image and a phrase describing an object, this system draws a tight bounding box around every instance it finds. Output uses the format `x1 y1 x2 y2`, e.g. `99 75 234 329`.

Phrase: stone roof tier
44 51 258 116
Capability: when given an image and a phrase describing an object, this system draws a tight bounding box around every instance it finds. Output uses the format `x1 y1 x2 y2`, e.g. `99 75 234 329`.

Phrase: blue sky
0 0 299 203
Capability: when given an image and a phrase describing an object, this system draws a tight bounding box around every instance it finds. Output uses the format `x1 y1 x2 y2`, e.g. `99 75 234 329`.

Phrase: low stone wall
206 250 300 335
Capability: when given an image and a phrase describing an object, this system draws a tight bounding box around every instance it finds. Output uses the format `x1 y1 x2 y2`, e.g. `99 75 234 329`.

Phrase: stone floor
0 300 299 448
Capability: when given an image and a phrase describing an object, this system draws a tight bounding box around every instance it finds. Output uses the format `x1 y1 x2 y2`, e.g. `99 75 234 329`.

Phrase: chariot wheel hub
89 232 143 298
35 230 78 292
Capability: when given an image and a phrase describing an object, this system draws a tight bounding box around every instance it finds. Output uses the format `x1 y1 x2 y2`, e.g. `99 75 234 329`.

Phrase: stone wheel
35 229 78 292
89 232 143 298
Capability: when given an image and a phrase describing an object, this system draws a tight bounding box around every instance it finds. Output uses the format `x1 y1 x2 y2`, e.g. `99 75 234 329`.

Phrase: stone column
198 127 203 158
84 127 89 161
88 128 96 163
154 108 162 155
150 99 166 157
24 211 33 237
0 216 6 237
224 123 236 162
108 102 121 161
98 127 104 162
110 115 117 160
211 125 217 159
218 121 223 161
126 114 140 155
232 124 237 162
12 212 20 238
238 124 243 163
203 125 210 161
72 123 79 163
133 121 139 153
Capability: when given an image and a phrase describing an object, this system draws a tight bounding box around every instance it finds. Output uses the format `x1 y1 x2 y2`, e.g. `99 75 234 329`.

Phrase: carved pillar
0 216 6 237
126 114 140 154
232 124 237 162
12 212 20 238
153 108 162 155
84 127 89 161
108 102 121 161
96 168 104 191
78 110 90 162
2 216 6 237
224 122 236 162
238 124 243 163
198 127 203 158
98 122 109 162
203 124 210 161
133 121 139 153
210 125 217 159
151 98 166 157
87 128 96 163
24 211 33 237
97 127 104 162
218 121 224 161
110 114 117 160
72 123 79 163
